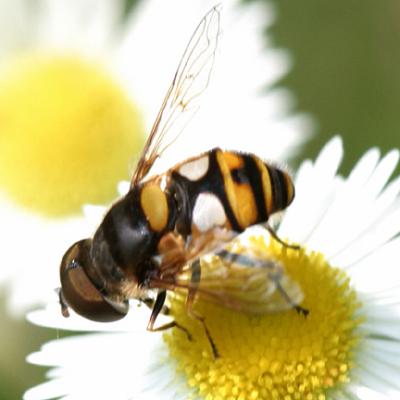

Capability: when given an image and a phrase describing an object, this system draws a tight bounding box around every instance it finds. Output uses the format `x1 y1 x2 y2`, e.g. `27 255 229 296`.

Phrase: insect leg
264 223 300 250
186 260 219 358
147 290 192 340
141 296 170 315
269 273 309 316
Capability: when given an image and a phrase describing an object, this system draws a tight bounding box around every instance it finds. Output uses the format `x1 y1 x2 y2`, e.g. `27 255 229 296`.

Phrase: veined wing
176 248 304 314
131 5 221 185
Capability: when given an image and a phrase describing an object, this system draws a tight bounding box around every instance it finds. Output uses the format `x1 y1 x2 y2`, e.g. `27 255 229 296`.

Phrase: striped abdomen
171 148 295 233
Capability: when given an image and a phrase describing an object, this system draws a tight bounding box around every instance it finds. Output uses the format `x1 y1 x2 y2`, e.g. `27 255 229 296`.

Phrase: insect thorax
91 187 174 292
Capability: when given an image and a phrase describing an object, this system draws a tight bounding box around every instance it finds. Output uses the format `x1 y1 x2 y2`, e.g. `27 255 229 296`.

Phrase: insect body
59 6 302 356
60 148 294 318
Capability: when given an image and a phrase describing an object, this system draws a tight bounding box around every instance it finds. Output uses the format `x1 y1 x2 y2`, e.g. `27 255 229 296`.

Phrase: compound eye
60 240 129 322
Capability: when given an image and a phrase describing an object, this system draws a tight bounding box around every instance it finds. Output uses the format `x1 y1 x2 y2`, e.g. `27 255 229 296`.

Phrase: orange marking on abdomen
253 157 274 215
222 151 244 170
216 150 257 230
232 182 257 228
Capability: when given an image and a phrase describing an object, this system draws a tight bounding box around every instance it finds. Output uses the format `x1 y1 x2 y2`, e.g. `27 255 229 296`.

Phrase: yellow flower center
0 54 144 216
164 236 363 400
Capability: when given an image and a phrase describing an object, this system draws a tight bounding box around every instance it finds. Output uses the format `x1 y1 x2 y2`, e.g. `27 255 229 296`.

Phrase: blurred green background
1 0 400 398
268 0 400 175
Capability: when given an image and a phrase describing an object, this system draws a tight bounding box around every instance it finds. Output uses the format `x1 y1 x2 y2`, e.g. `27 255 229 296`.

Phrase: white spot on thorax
178 155 209 181
193 193 226 232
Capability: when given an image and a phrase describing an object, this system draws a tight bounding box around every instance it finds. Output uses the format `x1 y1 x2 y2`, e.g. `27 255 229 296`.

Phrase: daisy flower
26 136 400 400
0 0 309 314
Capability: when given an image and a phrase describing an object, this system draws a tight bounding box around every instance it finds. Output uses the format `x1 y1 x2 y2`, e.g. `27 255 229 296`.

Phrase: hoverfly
59 5 306 358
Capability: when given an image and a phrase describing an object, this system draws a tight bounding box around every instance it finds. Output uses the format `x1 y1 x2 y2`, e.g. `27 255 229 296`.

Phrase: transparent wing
131 5 221 185
175 245 304 314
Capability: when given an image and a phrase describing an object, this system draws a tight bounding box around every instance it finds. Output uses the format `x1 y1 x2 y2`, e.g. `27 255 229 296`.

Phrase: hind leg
264 223 300 250
186 259 219 358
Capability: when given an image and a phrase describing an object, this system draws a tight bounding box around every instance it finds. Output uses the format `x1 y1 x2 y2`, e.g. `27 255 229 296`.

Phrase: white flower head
0 0 310 314
26 137 400 399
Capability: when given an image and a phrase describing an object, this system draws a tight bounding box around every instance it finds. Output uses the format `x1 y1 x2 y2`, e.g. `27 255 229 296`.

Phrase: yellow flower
0 55 142 216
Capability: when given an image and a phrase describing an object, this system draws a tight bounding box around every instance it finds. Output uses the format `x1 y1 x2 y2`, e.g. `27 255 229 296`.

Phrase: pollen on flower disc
164 236 363 400
0 55 144 216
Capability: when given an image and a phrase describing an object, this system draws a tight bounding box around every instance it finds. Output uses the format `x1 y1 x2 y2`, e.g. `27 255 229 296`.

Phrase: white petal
279 137 343 243
25 332 179 400
355 353 400 393
82 204 107 225
34 0 123 53
117 181 130 196
0 196 98 314
346 237 400 292
294 147 400 261
347 147 381 188
24 378 68 400
366 338 400 354
351 386 395 400
313 135 344 178
27 301 170 333
0 0 35 56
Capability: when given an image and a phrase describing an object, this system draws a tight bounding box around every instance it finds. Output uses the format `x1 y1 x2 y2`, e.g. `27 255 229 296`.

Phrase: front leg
146 290 192 340
147 263 219 358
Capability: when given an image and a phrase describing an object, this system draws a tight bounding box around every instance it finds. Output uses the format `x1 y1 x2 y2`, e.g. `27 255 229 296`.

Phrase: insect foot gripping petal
270 271 310 317
59 239 129 322
295 304 310 317
265 223 300 250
